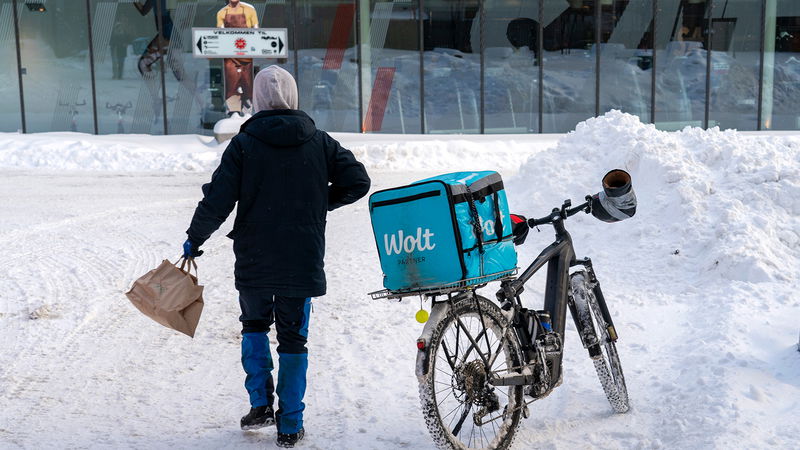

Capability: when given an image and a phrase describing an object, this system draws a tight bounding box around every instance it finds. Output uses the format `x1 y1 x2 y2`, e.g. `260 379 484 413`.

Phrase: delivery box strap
492 191 504 239
371 189 441 209
465 185 485 254
450 180 504 204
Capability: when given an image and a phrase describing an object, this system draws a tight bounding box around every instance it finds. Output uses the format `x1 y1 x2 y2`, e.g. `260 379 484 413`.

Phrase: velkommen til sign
193 28 288 59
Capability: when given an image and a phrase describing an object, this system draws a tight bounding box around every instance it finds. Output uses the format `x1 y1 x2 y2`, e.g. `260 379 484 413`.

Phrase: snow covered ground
0 111 798 449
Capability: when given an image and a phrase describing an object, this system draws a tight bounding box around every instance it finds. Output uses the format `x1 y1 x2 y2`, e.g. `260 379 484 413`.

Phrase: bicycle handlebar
527 196 592 228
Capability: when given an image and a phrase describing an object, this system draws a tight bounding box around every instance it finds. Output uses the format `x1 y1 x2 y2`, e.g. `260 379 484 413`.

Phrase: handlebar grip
527 217 550 227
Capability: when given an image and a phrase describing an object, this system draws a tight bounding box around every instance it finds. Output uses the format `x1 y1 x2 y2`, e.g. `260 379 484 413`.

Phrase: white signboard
192 28 288 59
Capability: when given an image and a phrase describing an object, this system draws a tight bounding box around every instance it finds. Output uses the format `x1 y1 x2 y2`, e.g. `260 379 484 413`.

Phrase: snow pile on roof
508 110 800 284
0 131 557 173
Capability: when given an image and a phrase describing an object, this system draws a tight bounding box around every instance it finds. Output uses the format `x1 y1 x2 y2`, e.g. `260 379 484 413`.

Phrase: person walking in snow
182 65 371 448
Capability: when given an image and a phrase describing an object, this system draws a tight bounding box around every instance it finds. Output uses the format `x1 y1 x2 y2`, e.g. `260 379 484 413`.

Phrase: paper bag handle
177 257 198 278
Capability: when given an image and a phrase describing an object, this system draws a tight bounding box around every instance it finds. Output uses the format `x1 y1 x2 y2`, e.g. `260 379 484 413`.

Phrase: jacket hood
240 110 317 147
253 65 299 112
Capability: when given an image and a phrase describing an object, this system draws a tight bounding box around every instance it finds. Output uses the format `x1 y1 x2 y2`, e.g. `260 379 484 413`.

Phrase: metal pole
291 0 300 106
85 0 99 134
651 0 658 125
761 0 777 129
704 0 713 129
538 0 543 133
479 0 484 134
595 0 601 117
756 0 766 130
355 0 363 132
11 0 26 133
154 0 168 135
419 0 425 134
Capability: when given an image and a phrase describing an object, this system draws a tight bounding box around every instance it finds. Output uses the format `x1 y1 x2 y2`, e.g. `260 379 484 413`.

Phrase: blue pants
239 290 311 434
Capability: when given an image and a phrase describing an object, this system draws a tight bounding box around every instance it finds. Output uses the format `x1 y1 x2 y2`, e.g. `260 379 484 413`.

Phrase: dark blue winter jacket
186 110 371 297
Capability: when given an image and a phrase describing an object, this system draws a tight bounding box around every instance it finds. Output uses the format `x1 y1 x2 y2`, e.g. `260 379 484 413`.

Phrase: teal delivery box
369 171 517 293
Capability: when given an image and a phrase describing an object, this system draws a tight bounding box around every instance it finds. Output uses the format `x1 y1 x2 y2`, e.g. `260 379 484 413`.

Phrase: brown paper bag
125 258 204 337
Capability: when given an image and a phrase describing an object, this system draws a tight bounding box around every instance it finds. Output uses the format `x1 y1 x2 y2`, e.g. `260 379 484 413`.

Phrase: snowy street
1 112 799 449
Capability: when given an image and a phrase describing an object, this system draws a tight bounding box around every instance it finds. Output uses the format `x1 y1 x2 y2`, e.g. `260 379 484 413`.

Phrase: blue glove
183 239 204 258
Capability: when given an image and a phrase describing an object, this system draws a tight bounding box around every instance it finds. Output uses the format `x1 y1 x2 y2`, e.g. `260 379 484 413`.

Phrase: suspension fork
572 258 619 342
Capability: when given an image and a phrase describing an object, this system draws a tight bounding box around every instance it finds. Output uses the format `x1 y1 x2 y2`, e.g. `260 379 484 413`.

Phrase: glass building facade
1 0 798 135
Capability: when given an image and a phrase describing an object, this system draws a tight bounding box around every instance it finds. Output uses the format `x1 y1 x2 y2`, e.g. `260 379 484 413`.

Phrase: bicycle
372 170 635 449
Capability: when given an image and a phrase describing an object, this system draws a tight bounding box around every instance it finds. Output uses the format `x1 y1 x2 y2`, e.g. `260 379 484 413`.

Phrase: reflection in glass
91 0 164 135
360 0 421 133
16 0 95 133
295 1 358 132
542 0 598 133
160 1 293 136
762 0 800 130
255 0 294 113
654 0 708 130
708 0 761 130
423 0 480 134
483 6 540 133
598 0 654 123
0 0 22 132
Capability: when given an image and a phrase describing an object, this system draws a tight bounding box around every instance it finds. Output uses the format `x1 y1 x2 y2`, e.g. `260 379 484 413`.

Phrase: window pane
483 0 540 133
598 0 654 123
0 0 22 132
163 1 294 135
16 0 95 133
654 0 707 130
90 0 164 135
423 0 480 134
542 0 598 133
762 0 800 130
708 0 761 130
296 0 359 132
361 0 421 133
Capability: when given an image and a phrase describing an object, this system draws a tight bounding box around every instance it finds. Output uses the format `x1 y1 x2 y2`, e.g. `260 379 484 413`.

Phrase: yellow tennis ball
416 309 429 323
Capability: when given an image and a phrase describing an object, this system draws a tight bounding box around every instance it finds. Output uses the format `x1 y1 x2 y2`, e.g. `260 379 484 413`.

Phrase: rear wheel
570 271 630 413
418 294 524 449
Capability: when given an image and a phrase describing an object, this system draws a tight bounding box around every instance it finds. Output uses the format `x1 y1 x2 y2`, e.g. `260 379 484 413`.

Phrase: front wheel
418 294 524 449
570 271 630 413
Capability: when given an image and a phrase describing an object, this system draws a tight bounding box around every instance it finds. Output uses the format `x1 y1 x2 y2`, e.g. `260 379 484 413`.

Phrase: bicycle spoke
435 366 453 379
455 320 461 360
486 334 507 368
444 401 464 423
435 386 453 396
440 339 458 370
456 323 489 366
437 390 454 408
452 403 472 437
480 421 490 447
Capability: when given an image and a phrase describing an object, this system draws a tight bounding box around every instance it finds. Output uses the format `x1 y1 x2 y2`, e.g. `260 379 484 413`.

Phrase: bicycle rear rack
369 269 518 300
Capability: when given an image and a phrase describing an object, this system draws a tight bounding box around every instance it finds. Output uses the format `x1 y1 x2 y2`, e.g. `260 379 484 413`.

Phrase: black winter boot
276 428 305 448
240 405 275 430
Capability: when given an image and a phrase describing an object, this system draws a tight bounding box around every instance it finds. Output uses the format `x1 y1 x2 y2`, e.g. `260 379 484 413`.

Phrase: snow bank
0 133 224 172
508 110 800 284
0 131 558 173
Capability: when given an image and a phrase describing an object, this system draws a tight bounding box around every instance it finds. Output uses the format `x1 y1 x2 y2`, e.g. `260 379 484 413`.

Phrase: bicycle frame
496 215 580 386
415 209 618 391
